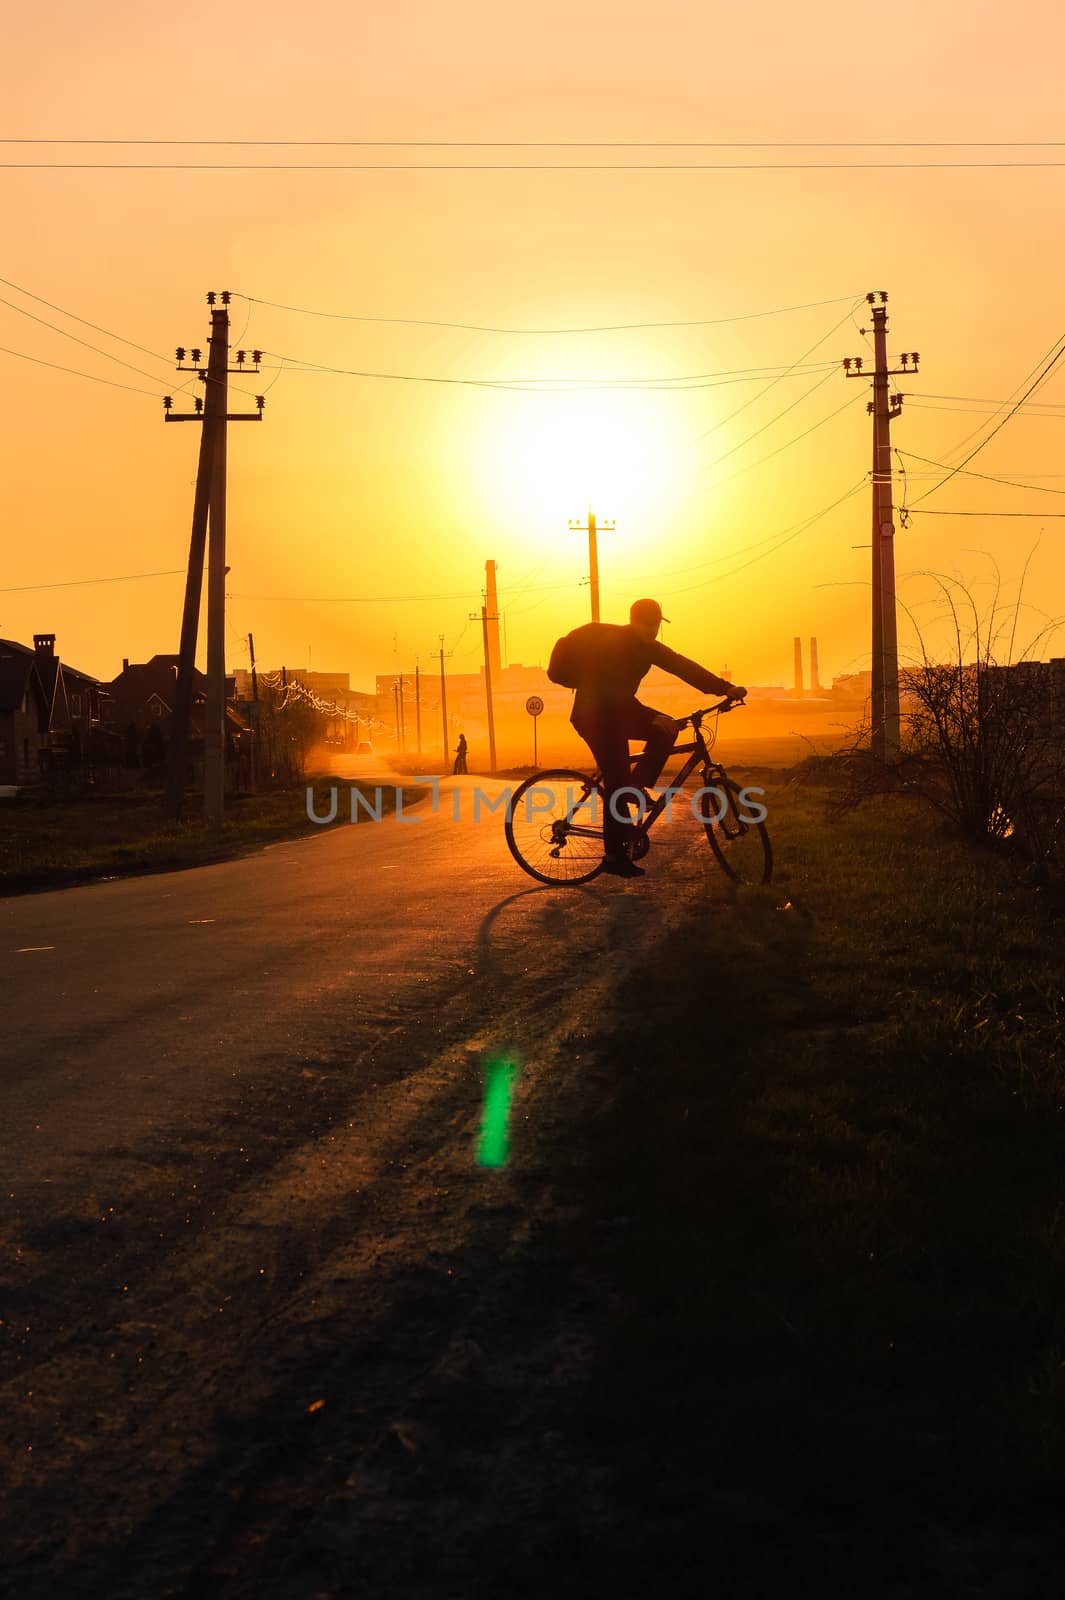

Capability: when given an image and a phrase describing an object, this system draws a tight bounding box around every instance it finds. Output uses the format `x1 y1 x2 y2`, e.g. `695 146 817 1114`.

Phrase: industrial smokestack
484 559 503 676
793 636 803 694
810 636 820 693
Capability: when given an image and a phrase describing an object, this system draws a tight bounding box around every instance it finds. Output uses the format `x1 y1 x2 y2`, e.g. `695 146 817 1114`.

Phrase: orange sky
4 0 1065 691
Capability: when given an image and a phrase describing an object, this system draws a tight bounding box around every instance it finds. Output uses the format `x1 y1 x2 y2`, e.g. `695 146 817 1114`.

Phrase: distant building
107 654 239 735
0 652 48 785
0 634 104 782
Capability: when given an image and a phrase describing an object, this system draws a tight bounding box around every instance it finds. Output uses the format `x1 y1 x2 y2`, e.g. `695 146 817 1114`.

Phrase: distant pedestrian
453 733 468 775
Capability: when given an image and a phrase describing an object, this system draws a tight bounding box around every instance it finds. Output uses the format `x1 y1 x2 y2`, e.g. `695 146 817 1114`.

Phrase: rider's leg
629 707 677 789
574 714 639 860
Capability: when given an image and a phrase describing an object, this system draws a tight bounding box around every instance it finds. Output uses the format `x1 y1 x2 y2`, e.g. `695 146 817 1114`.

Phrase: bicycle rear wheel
505 769 606 885
698 777 772 884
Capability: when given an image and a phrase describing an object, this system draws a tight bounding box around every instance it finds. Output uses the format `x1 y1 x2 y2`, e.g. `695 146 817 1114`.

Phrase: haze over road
0 768 726 1596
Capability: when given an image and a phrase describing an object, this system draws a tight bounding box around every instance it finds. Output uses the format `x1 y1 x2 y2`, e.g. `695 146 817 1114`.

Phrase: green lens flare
477 1059 518 1168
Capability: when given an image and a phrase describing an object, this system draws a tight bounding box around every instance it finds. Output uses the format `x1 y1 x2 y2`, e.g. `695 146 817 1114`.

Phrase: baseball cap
629 597 670 626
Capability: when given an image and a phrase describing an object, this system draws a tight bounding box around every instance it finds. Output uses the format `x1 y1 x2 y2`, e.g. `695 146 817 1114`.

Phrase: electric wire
0 292 196 389
233 290 862 336
898 450 1065 497
687 304 858 446
692 367 840 477
256 347 838 392
0 343 169 397
710 389 864 487
907 508 1065 517
8 139 1065 148
0 277 258 398
0 569 183 593
653 481 869 595
10 159 1065 170
910 335 1065 505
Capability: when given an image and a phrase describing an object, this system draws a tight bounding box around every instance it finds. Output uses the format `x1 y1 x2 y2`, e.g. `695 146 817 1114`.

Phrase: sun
479 388 689 529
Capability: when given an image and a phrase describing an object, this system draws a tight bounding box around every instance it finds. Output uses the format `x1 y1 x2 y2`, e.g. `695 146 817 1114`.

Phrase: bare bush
831 571 1065 880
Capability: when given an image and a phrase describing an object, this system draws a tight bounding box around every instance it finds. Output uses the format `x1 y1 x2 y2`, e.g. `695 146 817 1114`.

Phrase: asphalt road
0 769 717 1597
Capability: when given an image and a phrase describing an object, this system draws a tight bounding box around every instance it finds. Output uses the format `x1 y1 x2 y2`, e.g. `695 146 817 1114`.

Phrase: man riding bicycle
548 598 746 877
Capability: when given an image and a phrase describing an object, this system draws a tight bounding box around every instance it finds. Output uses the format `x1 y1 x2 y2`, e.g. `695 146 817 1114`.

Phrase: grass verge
528 777 1065 1588
0 778 427 895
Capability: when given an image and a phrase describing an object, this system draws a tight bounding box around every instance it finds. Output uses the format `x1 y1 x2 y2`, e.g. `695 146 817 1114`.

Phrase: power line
898 450 1065 497
623 478 867 589
910 335 1065 505
907 508 1065 518
693 367 839 476
688 304 857 447
906 400 1065 418
0 342 167 397
10 160 1065 171
711 389 865 487
905 390 1065 410
0 272 176 364
258 347 838 392
655 481 868 594
7 139 1065 148
230 578 579 605
0 276 263 401
233 290 862 336
0 569 183 593
0 291 192 389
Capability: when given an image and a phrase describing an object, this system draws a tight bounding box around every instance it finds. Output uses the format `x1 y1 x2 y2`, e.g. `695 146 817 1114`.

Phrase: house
107 655 239 735
0 652 49 785
0 634 105 782
107 654 248 782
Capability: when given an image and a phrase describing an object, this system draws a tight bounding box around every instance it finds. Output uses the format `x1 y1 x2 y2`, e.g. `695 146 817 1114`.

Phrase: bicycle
504 698 773 886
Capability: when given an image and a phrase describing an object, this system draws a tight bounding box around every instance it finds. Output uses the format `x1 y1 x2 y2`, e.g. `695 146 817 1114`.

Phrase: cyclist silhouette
548 598 744 876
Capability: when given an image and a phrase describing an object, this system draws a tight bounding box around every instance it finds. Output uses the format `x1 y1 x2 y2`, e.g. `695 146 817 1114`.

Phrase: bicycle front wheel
504 769 606 886
698 778 773 884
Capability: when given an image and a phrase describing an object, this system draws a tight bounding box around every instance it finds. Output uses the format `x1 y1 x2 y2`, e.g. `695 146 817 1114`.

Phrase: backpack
547 630 581 689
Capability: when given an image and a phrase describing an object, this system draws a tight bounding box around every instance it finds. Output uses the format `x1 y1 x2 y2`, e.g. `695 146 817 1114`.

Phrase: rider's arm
648 640 740 698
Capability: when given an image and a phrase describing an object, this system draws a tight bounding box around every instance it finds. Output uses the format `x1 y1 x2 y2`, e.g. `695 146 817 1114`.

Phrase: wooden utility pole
844 292 919 762
471 604 498 771
204 318 228 829
247 631 259 793
568 506 614 624
164 291 264 821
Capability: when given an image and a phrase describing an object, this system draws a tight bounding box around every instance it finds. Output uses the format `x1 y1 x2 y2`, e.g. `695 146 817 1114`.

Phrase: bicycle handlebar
683 695 746 728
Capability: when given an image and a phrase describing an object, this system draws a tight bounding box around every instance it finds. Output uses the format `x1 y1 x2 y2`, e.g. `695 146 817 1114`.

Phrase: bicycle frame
561 704 733 844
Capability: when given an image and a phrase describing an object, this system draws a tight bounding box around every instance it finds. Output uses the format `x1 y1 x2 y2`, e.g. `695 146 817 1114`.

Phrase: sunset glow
3 1 1065 692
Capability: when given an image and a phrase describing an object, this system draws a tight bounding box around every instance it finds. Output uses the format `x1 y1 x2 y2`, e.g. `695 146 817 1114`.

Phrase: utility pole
844 291 918 763
247 631 259 793
568 506 615 624
471 605 498 771
438 635 449 769
164 291 264 821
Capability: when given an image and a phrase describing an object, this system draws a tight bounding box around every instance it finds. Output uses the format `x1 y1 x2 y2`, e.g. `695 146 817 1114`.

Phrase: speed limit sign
525 695 544 763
